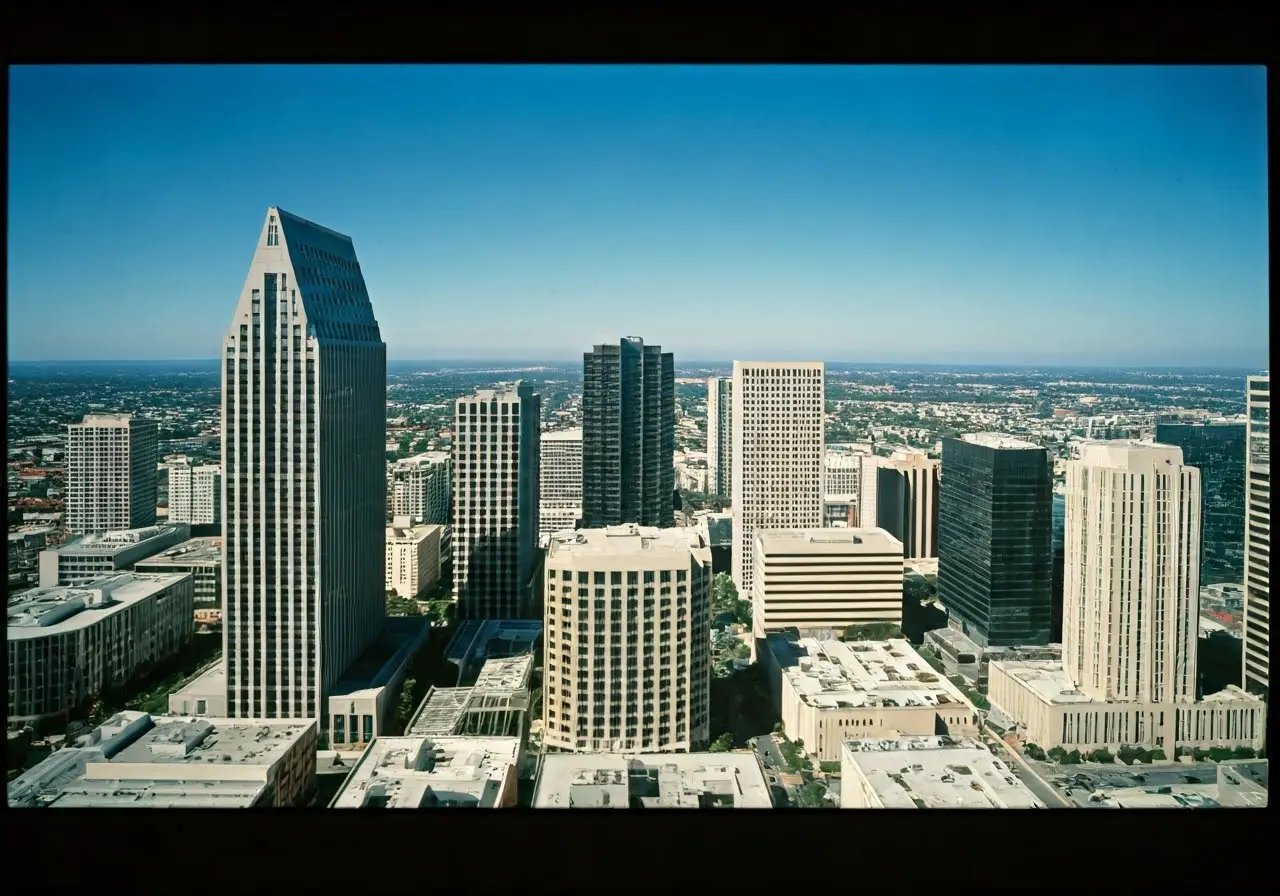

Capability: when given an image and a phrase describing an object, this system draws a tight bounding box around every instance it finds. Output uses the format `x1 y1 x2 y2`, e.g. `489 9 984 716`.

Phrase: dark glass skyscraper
582 337 675 528
937 434 1053 648
1051 491 1065 643
1154 421 1246 586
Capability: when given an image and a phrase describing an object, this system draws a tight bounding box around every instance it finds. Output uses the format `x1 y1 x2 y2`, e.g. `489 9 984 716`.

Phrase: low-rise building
988 660 1268 754
8 573 195 730
385 518 443 599
329 735 521 808
38 524 190 588
166 662 227 718
407 656 533 741
134 536 222 610
326 617 431 751
763 634 980 763
533 752 774 808
8 527 55 592
9 711 316 808
840 736 1044 809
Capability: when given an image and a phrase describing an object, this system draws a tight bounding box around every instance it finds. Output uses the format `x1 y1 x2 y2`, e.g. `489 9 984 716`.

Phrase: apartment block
540 427 583 536
1243 374 1269 699
386 519 443 599
391 451 452 525
706 377 733 499
166 458 221 526
66 413 158 535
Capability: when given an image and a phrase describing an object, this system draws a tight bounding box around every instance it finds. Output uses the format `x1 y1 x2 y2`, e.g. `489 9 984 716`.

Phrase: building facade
542 526 712 753
875 453 940 560
1063 441 1201 704
390 452 452 525
39 524 190 588
222 207 387 722
937 434 1053 648
540 427 583 536
133 536 223 608
452 383 541 619
706 377 733 499
581 338 675 529
1243 374 1270 699
167 459 222 526
385 520 442 599
66 413 158 535
731 362 826 598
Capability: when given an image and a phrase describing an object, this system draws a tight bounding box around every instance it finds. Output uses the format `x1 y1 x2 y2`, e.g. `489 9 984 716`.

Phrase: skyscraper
1154 420 1246 586
875 452 940 560
539 427 583 536
1243 374 1270 699
167 458 221 526
937 434 1053 648
66 413 158 535
581 338 675 529
452 383 541 619
390 452 452 525
1063 441 1201 703
731 362 825 598
222 208 386 721
706 377 733 499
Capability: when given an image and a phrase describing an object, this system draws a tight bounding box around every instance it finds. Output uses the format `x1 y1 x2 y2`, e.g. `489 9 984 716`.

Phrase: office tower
581 337 675 528
66 413 158 535
751 528 904 639
1051 491 1065 642
1063 441 1201 703
706 377 733 499
937 434 1053 648
385 519 443 600
222 207 387 721
1155 420 1247 586
731 362 825 598
390 452 452 525
540 427 583 536
452 383 541 619
1243 375 1270 699
167 459 222 526
875 453 940 560
542 525 712 752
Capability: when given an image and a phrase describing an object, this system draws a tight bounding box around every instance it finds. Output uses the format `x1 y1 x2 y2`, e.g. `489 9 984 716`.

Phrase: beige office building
751 528 904 642
66 413 159 535
540 427 583 537
1243 374 1269 698
542 526 712 753
385 518 443 599
731 362 825 598
706 377 733 499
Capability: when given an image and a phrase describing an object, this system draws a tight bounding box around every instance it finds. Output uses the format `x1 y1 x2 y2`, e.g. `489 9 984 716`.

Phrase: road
754 735 794 807
984 734 1071 808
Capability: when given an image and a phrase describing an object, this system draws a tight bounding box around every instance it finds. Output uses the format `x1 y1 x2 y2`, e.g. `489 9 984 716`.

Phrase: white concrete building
9 712 317 808
706 377 733 499
731 362 825 598
453 383 541 619
763 635 980 762
1064 440 1200 703
840 736 1044 809
7 573 194 729
166 458 221 525
1243 374 1269 698
391 451 452 525
329 735 522 808
540 427 583 537
751 528 904 641
222 207 387 723
385 518 443 599
66 413 158 535
38 524 190 588
534 752 774 808
542 526 712 753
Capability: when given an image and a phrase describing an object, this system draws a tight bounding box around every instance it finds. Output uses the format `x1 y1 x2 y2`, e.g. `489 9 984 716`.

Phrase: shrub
1023 743 1047 762
1064 749 1082 765
1089 748 1114 764
1149 749 1167 762
1047 746 1068 763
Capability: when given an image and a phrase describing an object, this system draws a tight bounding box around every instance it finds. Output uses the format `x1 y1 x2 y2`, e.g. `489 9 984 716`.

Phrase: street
984 735 1070 808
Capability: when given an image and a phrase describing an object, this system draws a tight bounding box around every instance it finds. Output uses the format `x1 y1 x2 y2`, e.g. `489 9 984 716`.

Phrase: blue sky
7 65 1269 366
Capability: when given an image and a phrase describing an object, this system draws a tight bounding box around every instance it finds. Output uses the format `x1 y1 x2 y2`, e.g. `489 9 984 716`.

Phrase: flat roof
52 525 188 556
960 433 1040 451
1076 440 1185 470
474 655 534 691
8 573 190 641
393 451 450 469
445 618 543 667
170 660 226 701
134 536 222 567
541 427 583 442
73 413 135 426
331 616 430 696
767 635 976 712
842 737 1044 808
331 736 520 808
387 522 443 541
45 778 267 808
407 688 474 736
755 527 902 555
546 525 708 561
534 752 773 808
994 660 1263 707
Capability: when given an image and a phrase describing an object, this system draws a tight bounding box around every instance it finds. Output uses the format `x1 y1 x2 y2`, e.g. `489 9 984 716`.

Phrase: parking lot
1025 760 1223 808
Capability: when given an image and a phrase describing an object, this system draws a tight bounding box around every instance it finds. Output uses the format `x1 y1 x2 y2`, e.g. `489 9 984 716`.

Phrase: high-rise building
385 520 443 600
706 377 733 499
452 383 541 619
1051 491 1065 642
66 413 158 535
542 525 712 752
937 434 1053 648
167 459 222 526
731 362 825 598
581 338 675 529
539 427 583 536
875 452 940 560
1243 375 1270 699
222 207 387 721
390 452 452 525
1154 420 1246 586
1063 441 1201 703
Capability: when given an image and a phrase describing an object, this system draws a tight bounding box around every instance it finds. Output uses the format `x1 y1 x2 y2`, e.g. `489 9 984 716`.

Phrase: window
196 699 207 715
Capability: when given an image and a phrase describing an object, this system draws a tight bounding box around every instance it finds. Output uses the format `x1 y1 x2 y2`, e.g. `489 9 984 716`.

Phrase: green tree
1023 743 1047 762
709 733 733 753
844 622 903 642
1063 749 1083 765
395 676 418 728
385 594 422 617
1230 746 1257 760
797 782 830 808
1047 746 1069 764
819 761 841 774
1089 748 1114 764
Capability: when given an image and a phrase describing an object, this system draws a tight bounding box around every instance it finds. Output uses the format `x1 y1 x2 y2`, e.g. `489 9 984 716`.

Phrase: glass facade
1052 491 1065 643
937 438 1053 647
1154 422 1246 586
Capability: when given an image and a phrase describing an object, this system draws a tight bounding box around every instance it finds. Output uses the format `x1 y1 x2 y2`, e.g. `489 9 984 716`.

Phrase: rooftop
445 618 543 670
8 573 191 640
393 451 451 470
534 752 774 808
407 688 474 736
546 525 709 561
386 522 443 541
135 536 222 567
767 635 975 712
54 524 189 556
330 736 521 808
842 736 1044 808
994 661 1264 707
73 413 135 427
960 433 1040 451
541 427 583 442
1076 440 1186 470
474 654 534 691
331 616 430 697
755 527 903 556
